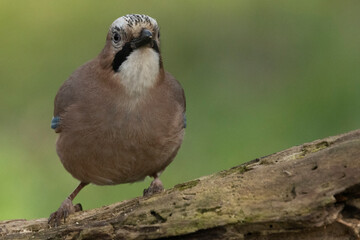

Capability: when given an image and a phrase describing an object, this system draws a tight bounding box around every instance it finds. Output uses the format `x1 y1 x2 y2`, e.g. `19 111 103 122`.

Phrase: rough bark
1 129 360 240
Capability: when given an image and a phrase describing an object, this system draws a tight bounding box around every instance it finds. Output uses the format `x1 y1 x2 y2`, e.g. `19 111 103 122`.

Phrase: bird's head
102 14 161 71
100 14 163 96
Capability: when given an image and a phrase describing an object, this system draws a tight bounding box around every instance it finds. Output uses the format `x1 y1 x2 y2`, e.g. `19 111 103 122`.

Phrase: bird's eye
113 32 121 43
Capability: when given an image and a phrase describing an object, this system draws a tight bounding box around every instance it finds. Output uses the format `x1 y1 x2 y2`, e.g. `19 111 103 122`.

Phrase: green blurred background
0 0 359 220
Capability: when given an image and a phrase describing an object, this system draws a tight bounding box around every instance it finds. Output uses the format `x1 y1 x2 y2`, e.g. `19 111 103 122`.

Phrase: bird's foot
143 178 164 197
48 198 83 227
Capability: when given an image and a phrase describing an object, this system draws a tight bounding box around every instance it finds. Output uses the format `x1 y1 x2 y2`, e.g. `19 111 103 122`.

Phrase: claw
143 178 164 197
74 203 83 212
63 210 68 222
48 182 88 227
48 198 78 227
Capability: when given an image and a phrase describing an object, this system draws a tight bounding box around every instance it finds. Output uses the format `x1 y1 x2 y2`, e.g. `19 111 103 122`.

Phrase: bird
48 14 186 226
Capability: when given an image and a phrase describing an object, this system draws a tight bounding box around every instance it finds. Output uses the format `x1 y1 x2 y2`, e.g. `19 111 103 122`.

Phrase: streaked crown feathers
111 14 159 33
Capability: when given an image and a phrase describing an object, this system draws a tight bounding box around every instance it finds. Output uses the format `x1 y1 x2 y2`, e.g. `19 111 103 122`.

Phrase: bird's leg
48 182 88 227
143 174 164 197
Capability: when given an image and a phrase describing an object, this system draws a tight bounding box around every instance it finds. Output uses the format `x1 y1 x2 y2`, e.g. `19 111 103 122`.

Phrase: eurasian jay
48 14 186 226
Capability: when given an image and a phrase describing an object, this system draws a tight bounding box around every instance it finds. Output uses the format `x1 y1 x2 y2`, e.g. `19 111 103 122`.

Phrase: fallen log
1 129 360 239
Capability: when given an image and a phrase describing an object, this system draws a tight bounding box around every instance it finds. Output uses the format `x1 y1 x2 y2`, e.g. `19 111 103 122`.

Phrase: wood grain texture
2 129 360 240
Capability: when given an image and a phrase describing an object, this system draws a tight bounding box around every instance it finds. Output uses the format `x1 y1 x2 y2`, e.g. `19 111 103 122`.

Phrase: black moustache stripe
112 40 160 72
112 42 133 72
152 41 160 53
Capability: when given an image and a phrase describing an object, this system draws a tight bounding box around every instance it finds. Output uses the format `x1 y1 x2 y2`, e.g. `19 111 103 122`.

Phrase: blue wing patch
183 113 187 129
51 116 60 129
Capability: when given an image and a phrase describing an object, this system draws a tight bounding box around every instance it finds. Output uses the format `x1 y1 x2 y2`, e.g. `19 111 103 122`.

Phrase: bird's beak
131 29 153 49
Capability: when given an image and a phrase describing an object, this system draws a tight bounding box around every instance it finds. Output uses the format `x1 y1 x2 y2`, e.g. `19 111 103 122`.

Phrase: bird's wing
165 71 186 128
51 116 61 130
51 78 77 133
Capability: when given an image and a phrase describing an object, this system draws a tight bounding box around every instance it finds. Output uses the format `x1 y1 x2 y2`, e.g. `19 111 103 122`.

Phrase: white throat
118 48 160 96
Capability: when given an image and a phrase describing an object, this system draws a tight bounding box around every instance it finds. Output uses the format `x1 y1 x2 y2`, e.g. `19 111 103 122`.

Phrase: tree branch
2 129 360 239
